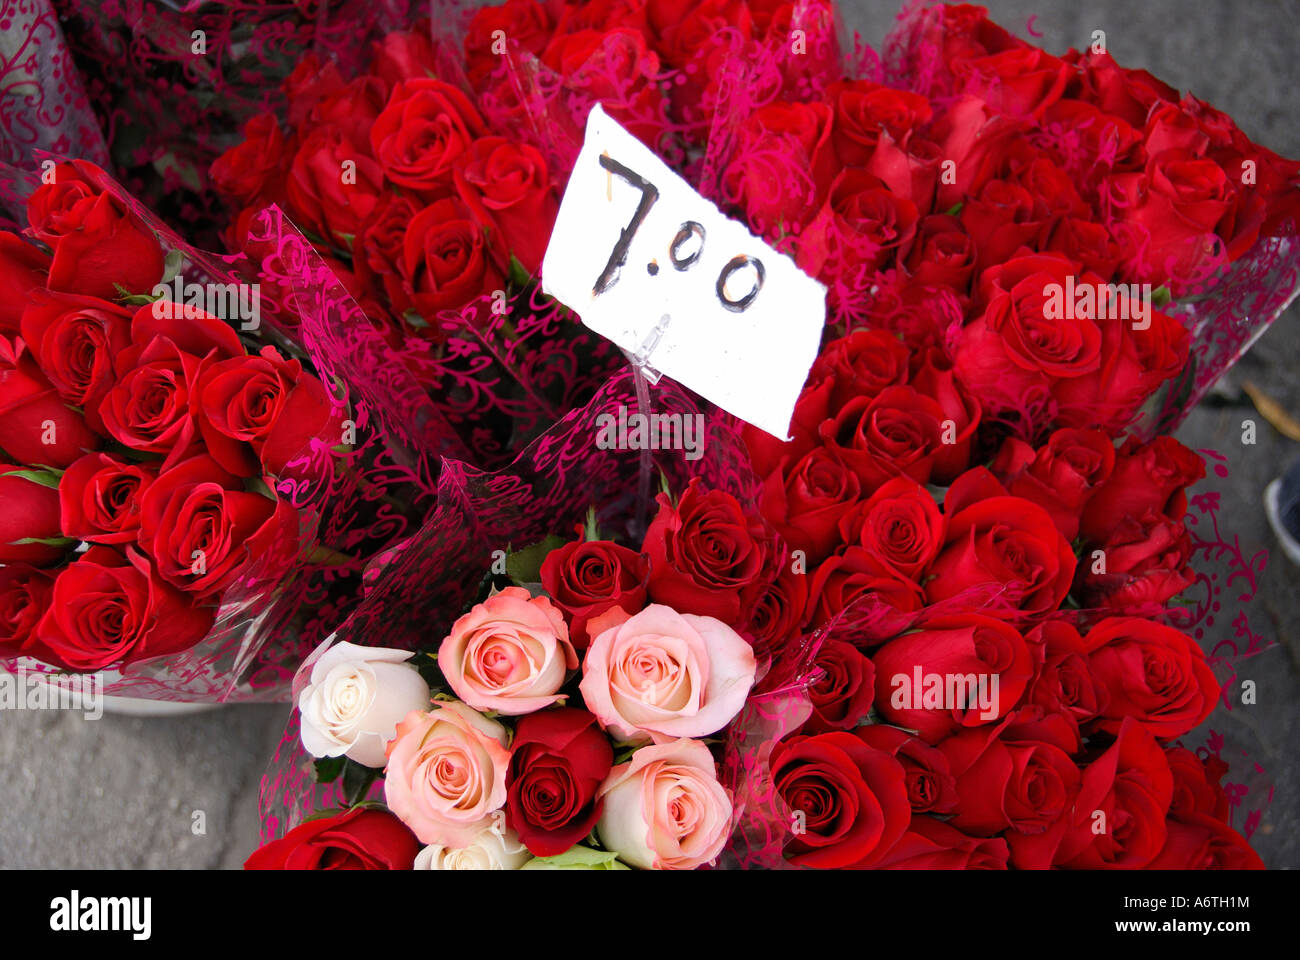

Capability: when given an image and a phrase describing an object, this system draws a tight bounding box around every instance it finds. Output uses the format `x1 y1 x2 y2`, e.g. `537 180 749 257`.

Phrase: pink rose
438 586 578 716
596 738 733 870
579 604 756 745
383 701 511 848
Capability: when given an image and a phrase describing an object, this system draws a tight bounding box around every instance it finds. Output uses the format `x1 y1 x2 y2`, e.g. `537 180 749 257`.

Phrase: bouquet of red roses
0 157 455 700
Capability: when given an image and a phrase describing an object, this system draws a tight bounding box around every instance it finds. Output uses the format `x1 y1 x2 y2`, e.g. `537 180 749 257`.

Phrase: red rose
837 476 945 583
797 169 919 281
401 197 505 318
1072 50 1178 130
25 163 164 300
137 454 298 600
0 465 64 566
873 816 1009 869
649 0 751 68
454 136 558 275
539 539 649 648
370 77 487 193
1074 507 1195 608
952 44 1072 120
543 29 667 150
245 806 419 870
828 79 932 168
901 214 977 292
909 347 981 484
857 724 959 816
1080 436 1204 544
743 560 810 661
771 731 910 868
1045 216 1126 280
1010 717 1173 869
0 336 99 468
369 26 437 90
354 193 419 315
0 563 55 656
872 613 1032 743
989 428 1116 541
99 304 244 469
197 347 339 478
958 179 1044 276
1023 620 1106 748
0 233 50 335
1050 306 1190 432
58 452 156 545
210 113 291 206
642 478 770 624
1081 617 1219 740
1149 813 1264 869
925 469 1076 615
505 708 614 856
799 638 875 734
32 545 215 671
937 723 1081 839
808 328 910 412
805 546 923 635
1165 746 1231 821
818 385 948 492
722 101 836 237
20 291 132 432
757 446 862 566
464 0 553 86
286 126 384 247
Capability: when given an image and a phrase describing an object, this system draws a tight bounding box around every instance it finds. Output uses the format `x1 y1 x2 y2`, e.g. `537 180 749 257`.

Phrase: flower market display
1 0 1297 873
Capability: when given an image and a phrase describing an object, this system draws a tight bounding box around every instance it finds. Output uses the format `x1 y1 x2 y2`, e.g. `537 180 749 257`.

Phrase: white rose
413 823 530 870
296 639 430 768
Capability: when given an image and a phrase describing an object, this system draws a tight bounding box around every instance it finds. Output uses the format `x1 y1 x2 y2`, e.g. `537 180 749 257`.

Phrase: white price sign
541 105 827 440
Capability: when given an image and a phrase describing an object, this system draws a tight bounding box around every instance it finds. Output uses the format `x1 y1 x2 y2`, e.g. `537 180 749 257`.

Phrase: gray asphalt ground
0 0 1297 869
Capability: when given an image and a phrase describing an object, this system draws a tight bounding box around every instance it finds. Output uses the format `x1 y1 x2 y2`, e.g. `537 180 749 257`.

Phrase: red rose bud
197 346 340 478
771 732 910 869
137 454 299 601
926 468 1076 615
210 113 291 206
1079 436 1205 544
809 328 911 412
1074 508 1196 609
286 126 384 247
818 385 948 492
799 638 875 735
454 136 558 276
27 163 164 300
464 0 552 86
837 475 945 583
872 613 1032 743
59 452 157 545
804 545 923 640
506 708 614 857
20 291 132 432
757 446 862 566
989 428 1115 541
0 233 51 335
744 560 810 662
0 336 98 468
937 723 1081 838
99 303 244 470
370 77 487 193
642 477 770 625
1081 617 1219 740
401 196 504 317
0 563 56 657
1148 813 1264 870
32 545 216 671
245 806 419 870
1165 746 1231 821
857 725 959 816
0 465 64 566
539 539 648 649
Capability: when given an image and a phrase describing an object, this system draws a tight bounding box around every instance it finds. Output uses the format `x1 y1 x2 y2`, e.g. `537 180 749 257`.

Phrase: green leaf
2 468 63 490
9 536 75 547
313 756 345 784
505 534 568 585
160 248 185 286
507 254 533 289
583 506 601 543
342 759 380 806
945 202 963 216
1152 285 1173 308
